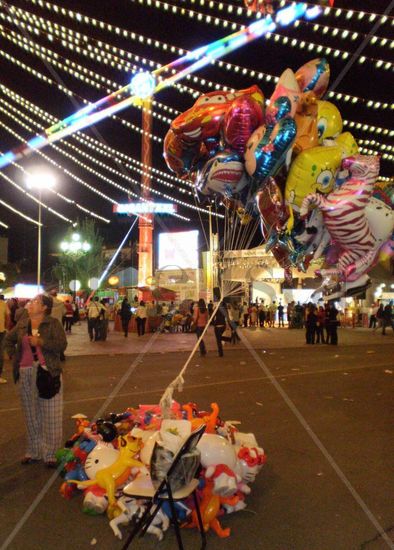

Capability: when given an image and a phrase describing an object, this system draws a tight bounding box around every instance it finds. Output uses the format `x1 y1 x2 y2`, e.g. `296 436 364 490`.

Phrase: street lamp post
26 171 56 291
60 233 92 298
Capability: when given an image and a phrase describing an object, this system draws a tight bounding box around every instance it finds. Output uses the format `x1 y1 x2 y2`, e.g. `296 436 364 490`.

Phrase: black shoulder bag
28 322 61 399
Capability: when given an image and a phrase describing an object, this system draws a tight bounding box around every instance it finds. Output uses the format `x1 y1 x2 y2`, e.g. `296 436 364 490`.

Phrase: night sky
0 0 392 275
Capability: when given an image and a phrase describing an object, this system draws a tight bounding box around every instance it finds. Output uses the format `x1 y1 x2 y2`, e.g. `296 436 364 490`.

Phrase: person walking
64 300 74 334
316 306 326 344
135 300 147 336
327 303 339 345
375 303 384 332
0 294 8 383
381 304 394 335
4 294 67 467
212 302 231 357
87 297 105 341
305 305 318 344
193 299 208 356
228 303 241 343
99 300 109 341
277 301 285 328
120 297 132 337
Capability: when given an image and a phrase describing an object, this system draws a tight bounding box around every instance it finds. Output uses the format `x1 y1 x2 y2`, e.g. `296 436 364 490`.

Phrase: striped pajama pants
19 366 63 461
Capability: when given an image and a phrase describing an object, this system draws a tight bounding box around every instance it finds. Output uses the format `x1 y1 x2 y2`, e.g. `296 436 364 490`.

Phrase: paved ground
0 323 393 550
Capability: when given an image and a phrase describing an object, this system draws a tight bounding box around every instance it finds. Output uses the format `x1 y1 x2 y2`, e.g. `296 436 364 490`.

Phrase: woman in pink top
193 298 208 356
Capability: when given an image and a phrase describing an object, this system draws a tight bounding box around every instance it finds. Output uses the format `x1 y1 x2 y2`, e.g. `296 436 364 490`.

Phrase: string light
129 0 393 70
4 2 390 114
0 83 195 198
0 181 41 226
0 94 216 219
193 0 392 50
0 220 8 229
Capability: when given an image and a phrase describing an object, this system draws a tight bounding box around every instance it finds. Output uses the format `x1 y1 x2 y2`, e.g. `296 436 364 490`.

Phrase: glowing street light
59 232 92 295
25 170 56 290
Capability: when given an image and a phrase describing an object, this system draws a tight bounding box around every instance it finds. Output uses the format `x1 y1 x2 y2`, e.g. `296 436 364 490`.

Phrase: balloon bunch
57 402 266 540
164 58 394 297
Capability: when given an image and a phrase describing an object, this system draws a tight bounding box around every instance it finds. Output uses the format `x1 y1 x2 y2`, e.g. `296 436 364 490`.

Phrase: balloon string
159 297 224 418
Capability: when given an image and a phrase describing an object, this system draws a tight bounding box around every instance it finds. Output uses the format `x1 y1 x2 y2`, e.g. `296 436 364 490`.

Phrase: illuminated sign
158 231 199 270
113 202 177 215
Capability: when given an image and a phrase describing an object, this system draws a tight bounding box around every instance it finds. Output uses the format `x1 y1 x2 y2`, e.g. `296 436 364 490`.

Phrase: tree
52 219 104 292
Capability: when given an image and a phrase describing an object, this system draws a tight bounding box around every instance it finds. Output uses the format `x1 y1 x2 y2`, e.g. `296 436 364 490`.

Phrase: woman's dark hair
198 298 207 313
140 300 145 306
40 294 53 315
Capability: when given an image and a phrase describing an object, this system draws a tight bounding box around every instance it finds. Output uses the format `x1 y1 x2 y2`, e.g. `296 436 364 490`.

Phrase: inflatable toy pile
57 402 266 540
163 58 393 298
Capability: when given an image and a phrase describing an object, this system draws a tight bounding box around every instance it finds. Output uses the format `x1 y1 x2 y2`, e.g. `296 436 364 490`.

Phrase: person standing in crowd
48 290 66 362
4 294 67 467
316 306 326 344
327 302 339 345
120 297 132 338
193 298 208 356
269 301 277 327
87 297 105 342
250 303 258 327
305 305 318 344
64 300 74 334
381 304 394 335
212 301 230 357
242 302 249 328
207 300 214 317
136 300 147 336
287 301 294 329
277 301 285 328
0 294 8 383
369 302 378 329
258 301 266 328
324 303 331 343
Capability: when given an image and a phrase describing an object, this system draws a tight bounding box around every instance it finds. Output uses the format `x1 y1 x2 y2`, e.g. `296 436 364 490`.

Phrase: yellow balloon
316 100 343 143
285 132 359 211
285 145 342 210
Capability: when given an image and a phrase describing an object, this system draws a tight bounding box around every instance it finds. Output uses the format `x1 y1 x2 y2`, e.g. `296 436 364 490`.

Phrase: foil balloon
84 445 119 480
244 97 297 186
171 86 264 143
295 58 330 99
366 194 394 247
300 155 382 281
223 95 264 155
316 100 343 143
285 142 346 211
293 92 319 155
267 68 301 119
195 150 249 197
163 129 201 177
255 177 288 231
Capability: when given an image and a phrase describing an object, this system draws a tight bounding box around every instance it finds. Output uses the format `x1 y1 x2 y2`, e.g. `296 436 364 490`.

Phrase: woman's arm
4 323 19 357
41 319 68 353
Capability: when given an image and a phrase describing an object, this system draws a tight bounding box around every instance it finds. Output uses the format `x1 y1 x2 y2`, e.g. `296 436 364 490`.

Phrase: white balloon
197 434 237 470
84 444 119 479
